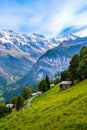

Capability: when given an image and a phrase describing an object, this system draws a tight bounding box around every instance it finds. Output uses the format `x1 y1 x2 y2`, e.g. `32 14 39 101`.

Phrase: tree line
0 87 31 117
61 46 87 83
0 75 51 118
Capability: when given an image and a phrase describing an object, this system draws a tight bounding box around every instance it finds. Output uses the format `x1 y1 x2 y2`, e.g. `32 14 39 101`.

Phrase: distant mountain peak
32 33 45 38
57 33 78 42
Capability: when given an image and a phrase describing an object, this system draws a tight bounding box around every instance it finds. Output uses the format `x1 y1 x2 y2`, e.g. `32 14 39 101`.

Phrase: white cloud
0 0 87 37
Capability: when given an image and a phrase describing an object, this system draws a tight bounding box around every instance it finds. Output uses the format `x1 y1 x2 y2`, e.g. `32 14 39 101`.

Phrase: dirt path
27 96 36 106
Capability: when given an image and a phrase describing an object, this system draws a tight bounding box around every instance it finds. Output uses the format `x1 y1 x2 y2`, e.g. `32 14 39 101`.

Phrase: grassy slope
0 79 87 130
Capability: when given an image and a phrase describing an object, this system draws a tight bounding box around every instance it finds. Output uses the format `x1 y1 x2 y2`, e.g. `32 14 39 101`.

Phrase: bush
22 87 31 100
0 104 9 118
73 79 80 85
10 96 17 104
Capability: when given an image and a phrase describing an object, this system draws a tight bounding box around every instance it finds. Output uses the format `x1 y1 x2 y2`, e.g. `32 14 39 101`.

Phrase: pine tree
16 95 24 111
45 75 50 90
69 54 79 81
61 70 70 81
77 46 87 80
38 79 48 92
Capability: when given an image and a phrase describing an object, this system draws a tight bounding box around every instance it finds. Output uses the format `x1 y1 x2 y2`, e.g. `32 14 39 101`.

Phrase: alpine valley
0 29 61 102
0 30 87 102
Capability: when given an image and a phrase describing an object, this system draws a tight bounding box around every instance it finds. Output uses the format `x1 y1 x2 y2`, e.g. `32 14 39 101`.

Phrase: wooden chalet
60 81 72 90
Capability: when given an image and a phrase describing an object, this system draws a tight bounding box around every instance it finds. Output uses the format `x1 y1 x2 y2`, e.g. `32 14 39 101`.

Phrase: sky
0 0 87 37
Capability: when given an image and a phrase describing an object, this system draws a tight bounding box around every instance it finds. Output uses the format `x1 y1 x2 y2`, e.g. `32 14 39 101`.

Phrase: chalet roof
50 84 55 87
37 91 42 94
60 81 72 85
31 91 42 96
31 93 37 96
6 104 14 108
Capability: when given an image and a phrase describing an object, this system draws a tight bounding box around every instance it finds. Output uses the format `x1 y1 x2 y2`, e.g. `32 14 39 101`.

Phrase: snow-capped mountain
0 30 56 61
0 29 63 86
57 33 78 42
16 36 87 89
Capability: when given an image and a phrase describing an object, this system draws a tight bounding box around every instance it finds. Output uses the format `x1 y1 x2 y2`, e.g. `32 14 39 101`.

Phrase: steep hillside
0 79 87 130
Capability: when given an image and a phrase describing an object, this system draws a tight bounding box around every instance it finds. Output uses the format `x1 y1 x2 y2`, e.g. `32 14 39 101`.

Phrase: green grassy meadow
0 79 87 130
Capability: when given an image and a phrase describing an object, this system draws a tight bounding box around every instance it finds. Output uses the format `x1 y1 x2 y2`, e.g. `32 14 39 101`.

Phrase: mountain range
0 30 61 86
0 30 87 101
16 36 87 89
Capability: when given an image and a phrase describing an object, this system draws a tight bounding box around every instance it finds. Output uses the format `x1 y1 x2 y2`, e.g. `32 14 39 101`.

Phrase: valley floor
0 79 87 130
